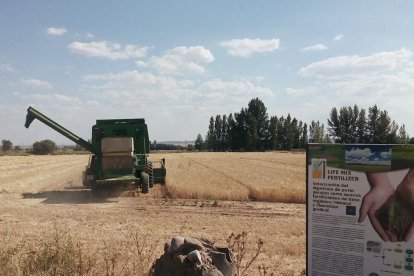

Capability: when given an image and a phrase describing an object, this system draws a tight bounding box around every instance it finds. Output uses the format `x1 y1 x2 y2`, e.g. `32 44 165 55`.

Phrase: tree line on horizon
1 139 60 155
2 98 412 154
194 98 412 151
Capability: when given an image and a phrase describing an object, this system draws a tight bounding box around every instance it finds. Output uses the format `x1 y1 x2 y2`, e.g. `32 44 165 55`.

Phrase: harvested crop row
0 155 89 194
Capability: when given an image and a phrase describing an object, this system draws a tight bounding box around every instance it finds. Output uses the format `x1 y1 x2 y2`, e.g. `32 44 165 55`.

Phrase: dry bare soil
0 152 306 275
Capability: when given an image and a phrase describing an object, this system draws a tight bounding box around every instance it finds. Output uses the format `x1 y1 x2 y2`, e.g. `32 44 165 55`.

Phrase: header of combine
24 106 166 193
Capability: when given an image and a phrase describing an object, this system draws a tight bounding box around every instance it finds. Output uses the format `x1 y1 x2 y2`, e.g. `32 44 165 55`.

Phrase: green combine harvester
24 106 166 193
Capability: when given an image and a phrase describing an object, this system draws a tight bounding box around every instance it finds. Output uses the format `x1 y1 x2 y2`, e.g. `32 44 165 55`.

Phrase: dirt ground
0 154 306 275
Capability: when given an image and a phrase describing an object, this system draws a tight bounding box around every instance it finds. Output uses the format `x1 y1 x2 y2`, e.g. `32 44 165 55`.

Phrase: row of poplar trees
194 98 411 151
196 98 326 151
327 105 409 144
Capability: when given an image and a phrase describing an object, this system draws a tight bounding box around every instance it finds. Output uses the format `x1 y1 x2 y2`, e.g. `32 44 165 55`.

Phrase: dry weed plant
0 224 95 276
20 223 95 276
98 230 159 276
256 252 284 276
258 264 273 276
0 238 21 275
227 231 269 276
0 224 159 276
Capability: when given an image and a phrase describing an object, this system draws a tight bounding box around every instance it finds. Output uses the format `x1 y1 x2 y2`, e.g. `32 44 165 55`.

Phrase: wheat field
0 152 306 275
160 151 306 203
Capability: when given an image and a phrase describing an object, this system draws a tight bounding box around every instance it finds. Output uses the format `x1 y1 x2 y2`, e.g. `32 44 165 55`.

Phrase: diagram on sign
367 241 414 271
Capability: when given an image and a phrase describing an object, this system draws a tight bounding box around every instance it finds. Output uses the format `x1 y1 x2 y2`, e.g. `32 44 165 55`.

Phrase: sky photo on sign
345 146 392 166
1 1 414 145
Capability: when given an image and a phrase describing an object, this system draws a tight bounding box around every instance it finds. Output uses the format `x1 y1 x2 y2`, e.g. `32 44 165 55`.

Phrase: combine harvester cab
24 106 166 193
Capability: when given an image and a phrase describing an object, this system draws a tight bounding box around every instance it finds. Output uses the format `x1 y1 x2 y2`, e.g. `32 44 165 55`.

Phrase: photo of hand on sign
358 169 414 242
395 169 414 241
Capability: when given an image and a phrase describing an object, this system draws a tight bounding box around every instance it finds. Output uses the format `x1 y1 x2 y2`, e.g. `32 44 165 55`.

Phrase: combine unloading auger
25 106 166 193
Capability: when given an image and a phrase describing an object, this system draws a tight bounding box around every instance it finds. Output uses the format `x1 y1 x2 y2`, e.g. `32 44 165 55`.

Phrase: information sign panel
307 144 414 276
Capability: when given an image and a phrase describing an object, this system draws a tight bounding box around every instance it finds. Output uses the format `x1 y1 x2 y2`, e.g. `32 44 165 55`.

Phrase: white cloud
80 70 276 143
0 63 15 73
21 78 53 89
86 33 94 38
9 67 278 144
334 34 344 41
19 93 81 105
346 148 374 159
286 86 318 97
136 46 214 75
47 27 67 36
298 48 413 78
199 78 275 99
325 71 414 96
83 70 275 107
84 70 193 91
300 44 327 52
83 70 194 106
220 38 280 57
68 41 148 60
287 47 414 137
286 68 414 129
380 150 391 159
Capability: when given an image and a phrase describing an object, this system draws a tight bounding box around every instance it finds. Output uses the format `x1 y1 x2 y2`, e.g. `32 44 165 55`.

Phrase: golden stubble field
0 152 306 275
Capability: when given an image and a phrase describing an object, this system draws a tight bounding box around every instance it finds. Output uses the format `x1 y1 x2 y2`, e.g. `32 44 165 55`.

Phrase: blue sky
1 1 414 145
